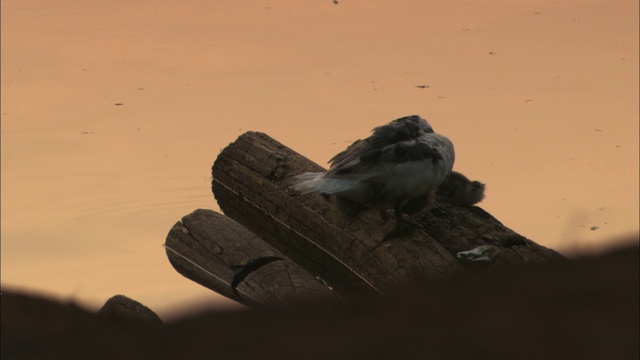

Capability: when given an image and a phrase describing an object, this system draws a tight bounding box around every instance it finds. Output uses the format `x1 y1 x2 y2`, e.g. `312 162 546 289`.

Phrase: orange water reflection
1 0 638 320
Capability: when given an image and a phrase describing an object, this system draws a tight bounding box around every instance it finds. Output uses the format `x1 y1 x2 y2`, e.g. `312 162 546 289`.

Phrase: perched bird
292 115 455 221
435 171 486 207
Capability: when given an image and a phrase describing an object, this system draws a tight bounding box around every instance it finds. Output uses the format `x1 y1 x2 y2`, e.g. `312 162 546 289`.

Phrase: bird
435 171 486 207
292 115 455 222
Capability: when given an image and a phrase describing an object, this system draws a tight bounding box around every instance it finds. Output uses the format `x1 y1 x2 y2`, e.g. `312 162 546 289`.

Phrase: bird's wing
325 136 451 183
328 115 428 170
328 139 371 169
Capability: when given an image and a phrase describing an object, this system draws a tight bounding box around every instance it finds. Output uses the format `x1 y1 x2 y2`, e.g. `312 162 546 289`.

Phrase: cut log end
165 209 338 307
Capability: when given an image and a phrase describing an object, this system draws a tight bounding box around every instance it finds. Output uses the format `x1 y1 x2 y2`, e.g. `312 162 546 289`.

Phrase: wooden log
211 131 563 298
165 209 337 307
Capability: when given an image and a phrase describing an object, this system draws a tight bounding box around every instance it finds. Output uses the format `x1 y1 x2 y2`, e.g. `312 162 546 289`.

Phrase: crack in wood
231 256 283 293
164 244 262 305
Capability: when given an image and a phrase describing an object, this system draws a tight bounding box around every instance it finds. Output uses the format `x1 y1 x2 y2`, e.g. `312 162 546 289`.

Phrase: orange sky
1 0 638 320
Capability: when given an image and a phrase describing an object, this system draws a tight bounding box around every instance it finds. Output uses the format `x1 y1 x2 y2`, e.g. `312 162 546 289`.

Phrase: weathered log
165 209 337 307
211 132 563 298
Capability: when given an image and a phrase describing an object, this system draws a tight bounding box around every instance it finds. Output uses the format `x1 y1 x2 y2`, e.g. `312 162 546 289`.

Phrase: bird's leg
382 206 424 241
402 193 432 214
379 209 393 223
393 204 425 229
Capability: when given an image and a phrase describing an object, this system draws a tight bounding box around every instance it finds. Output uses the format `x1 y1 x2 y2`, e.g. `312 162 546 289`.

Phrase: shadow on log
194 131 563 302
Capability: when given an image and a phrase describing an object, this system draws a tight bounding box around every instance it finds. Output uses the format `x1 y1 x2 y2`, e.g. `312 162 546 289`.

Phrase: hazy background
2 0 638 320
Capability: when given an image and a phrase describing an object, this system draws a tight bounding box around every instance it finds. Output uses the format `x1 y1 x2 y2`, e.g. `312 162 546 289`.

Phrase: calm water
2 0 638 320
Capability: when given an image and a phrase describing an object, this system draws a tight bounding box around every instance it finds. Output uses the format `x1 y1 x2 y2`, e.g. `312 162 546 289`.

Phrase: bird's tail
291 172 355 195
291 172 326 193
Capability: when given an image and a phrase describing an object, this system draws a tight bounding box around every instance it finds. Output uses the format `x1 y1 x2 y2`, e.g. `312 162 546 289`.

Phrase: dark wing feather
328 115 431 169
328 139 370 169
326 138 445 182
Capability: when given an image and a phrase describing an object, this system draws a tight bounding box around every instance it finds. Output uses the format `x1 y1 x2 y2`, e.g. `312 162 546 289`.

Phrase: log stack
165 131 563 306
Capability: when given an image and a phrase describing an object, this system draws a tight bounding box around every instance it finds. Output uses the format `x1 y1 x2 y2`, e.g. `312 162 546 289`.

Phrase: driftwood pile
165 131 563 307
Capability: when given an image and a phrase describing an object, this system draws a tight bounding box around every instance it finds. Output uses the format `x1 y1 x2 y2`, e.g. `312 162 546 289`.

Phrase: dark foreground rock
98 295 163 327
3 244 638 360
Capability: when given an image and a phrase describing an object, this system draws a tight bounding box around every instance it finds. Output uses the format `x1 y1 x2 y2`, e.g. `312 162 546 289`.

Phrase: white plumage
292 115 455 221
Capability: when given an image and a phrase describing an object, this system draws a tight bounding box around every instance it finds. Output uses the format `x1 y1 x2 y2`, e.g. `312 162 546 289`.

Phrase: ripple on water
55 175 219 230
